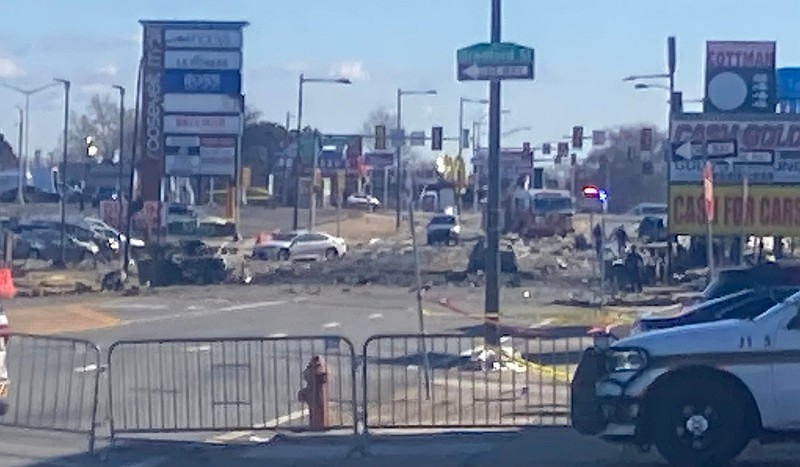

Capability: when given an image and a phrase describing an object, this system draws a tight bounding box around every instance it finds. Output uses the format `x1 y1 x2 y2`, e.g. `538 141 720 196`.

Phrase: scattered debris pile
136 240 228 286
248 233 596 288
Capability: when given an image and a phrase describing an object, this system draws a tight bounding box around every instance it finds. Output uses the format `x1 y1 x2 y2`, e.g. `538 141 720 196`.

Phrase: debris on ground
136 240 230 287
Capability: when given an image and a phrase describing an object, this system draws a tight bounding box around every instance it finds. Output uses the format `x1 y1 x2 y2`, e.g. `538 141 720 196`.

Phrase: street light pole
395 88 438 231
395 88 402 231
112 85 125 231
0 82 58 204
54 78 70 268
485 0 502 345
15 106 22 202
292 74 304 231
291 74 352 231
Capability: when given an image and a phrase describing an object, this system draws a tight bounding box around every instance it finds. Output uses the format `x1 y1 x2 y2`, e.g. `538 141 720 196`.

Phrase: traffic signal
431 126 443 150
640 128 653 152
375 125 386 150
542 143 551 155
570 153 577 167
572 126 584 149
461 128 470 149
556 142 569 163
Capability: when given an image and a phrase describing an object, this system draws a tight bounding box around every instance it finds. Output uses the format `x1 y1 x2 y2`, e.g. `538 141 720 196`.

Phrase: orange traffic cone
0 268 15 300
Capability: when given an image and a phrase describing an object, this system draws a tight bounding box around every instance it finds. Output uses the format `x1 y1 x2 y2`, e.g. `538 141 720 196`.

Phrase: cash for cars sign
670 184 800 236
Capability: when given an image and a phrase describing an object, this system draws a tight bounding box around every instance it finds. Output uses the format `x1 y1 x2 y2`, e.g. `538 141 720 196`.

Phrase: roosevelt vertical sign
704 41 776 113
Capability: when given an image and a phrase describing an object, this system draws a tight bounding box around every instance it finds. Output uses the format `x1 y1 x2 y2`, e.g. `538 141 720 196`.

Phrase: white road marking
102 303 169 310
368 313 383 320
123 300 286 325
119 457 167 467
73 364 98 373
218 301 285 312
185 345 211 353
322 321 340 329
206 409 309 443
268 332 288 338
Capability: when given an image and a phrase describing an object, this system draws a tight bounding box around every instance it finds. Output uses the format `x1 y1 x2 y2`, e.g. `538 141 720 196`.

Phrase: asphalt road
2 285 800 466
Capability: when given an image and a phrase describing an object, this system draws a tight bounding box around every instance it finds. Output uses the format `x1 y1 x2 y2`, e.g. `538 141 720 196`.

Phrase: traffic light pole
395 88 403 232
484 0 502 346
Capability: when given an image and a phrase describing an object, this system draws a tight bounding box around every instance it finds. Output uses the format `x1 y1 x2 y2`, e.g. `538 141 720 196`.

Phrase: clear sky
2 0 800 159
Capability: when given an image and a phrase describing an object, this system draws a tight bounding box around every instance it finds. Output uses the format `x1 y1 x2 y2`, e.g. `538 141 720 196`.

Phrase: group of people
591 223 659 293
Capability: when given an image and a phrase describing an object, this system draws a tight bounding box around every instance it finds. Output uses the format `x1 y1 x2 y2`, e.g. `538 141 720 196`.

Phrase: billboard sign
142 20 246 179
669 184 800 236
163 93 241 113
164 50 242 70
704 41 776 113
670 114 800 184
162 70 241 94
164 29 242 49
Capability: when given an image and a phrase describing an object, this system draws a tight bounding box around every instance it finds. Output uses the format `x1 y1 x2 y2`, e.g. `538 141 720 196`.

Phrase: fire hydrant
298 355 329 430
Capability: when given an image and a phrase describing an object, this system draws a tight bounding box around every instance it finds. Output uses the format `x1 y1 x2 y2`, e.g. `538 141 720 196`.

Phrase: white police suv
572 289 800 467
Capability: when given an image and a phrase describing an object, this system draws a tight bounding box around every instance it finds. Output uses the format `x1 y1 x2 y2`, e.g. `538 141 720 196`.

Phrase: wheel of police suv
650 378 751 467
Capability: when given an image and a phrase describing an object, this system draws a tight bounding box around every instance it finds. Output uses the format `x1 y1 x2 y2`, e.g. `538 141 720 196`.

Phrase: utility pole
112 85 126 232
15 106 22 203
54 78 70 268
395 88 403 231
485 0 502 345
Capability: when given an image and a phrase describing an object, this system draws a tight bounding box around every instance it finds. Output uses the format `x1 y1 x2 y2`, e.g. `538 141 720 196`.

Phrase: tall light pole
291 74 352 231
15 106 22 194
112 84 126 231
485 0 503 345
0 82 59 204
459 97 489 157
53 78 70 268
623 36 677 279
395 88 437 230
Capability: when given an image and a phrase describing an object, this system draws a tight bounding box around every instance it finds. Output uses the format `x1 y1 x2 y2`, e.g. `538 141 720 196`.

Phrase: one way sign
671 139 737 161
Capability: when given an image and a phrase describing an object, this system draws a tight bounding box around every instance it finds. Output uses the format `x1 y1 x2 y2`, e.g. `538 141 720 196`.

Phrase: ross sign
164 50 242 70
671 115 800 184
163 115 241 135
704 162 714 221
163 93 242 113
669 184 800 236
456 42 535 81
704 41 776 113
164 29 242 49
162 70 241 94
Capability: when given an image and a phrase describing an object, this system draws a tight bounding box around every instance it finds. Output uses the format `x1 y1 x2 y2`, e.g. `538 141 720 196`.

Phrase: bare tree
359 106 423 164
61 94 135 163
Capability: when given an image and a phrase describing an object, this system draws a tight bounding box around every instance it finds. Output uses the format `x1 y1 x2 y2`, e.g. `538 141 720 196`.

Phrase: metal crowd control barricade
0 333 102 453
106 336 357 443
361 333 590 430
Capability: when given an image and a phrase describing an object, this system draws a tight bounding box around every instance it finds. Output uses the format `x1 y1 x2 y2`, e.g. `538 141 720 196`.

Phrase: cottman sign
670 114 800 184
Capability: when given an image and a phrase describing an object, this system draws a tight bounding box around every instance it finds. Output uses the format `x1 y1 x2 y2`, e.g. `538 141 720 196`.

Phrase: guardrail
361 333 589 430
0 333 102 452
107 336 357 443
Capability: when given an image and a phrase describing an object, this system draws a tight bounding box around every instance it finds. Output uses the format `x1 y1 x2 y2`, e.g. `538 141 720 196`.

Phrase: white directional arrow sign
671 139 737 161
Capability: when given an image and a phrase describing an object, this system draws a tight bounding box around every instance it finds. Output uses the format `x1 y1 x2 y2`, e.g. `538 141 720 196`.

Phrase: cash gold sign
669 185 800 236
672 121 800 151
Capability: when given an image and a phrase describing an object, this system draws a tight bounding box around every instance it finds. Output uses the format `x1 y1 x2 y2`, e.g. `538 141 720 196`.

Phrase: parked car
346 193 381 211
426 214 460 245
14 229 99 262
701 260 800 302
252 230 346 261
82 218 145 249
636 215 668 243
631 287 798 335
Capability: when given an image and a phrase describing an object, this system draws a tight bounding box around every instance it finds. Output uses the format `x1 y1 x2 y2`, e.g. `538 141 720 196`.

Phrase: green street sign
456 42 535 81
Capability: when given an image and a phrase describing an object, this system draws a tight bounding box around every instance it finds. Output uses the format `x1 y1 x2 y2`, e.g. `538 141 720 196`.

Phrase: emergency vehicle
571 289 800 467
505 188 574 238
